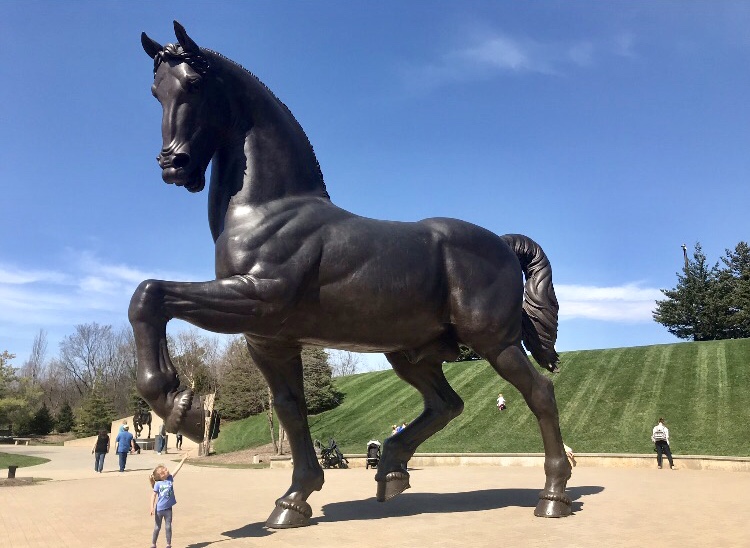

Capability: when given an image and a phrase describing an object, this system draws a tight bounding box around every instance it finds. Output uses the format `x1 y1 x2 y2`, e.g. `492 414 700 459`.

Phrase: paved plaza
1 445 748 547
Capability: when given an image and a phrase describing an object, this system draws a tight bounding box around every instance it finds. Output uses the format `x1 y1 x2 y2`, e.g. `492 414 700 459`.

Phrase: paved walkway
1 445 748 547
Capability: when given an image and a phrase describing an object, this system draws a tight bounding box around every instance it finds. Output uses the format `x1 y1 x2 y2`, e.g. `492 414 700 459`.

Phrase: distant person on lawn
115 424 136 472
651 418 675 470
496 392 507 411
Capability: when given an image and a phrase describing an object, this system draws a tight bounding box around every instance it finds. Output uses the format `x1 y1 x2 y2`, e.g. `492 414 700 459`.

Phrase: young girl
149 453 188 548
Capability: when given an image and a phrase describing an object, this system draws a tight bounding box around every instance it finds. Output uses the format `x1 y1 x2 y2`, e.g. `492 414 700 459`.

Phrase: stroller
365 440 381 469
318 438 348 469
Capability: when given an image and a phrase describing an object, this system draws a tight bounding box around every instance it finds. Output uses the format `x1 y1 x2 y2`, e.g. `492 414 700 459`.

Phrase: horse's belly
278 294 446 352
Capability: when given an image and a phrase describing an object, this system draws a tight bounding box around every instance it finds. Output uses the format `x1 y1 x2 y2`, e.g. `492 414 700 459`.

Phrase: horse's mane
154 43 328 198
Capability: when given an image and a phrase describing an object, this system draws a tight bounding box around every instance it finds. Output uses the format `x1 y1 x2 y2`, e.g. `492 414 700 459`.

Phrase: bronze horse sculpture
131 22 572 528
133 407 152 439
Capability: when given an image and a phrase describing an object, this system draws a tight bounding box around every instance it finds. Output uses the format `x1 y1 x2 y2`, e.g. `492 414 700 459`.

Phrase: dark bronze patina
131 21 572 528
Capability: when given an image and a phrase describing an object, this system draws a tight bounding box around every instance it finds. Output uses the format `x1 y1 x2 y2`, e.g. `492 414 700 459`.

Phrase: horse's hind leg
376 352 464 501
247 342 324 529
479 343 572 517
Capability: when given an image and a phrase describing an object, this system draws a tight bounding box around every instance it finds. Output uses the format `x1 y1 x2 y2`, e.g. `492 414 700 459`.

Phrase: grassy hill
214 338 750 457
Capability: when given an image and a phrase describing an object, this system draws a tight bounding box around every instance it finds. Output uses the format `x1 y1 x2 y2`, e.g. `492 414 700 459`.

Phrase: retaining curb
269 452 750 472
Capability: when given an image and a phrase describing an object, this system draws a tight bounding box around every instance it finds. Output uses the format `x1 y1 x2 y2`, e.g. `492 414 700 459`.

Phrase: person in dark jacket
91 429 110 472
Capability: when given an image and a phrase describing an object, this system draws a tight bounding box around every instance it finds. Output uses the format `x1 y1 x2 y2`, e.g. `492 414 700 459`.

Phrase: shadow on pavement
319 485 604 523
185 521 273 547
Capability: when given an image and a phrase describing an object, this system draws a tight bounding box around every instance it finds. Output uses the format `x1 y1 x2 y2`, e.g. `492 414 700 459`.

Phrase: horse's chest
214 215 317 279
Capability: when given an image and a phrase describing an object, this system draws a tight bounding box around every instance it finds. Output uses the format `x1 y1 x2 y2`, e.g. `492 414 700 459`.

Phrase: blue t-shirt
153 474 176 511
115 431 134 453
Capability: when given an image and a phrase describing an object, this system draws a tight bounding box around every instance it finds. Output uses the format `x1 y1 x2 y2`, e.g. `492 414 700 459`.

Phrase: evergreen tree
55 402 75 433
302 347 341 414
29 402 55 435
0 351 43 435
719 242 750 338
217 338 267 420
654 243 725 340
74 390 115 437
654 242 750 341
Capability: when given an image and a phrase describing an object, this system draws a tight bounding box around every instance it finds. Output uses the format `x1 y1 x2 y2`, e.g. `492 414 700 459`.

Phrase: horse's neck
208 126 327 241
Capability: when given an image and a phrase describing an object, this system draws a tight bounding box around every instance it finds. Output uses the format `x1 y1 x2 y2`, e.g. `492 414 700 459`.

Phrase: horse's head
141 22 228 192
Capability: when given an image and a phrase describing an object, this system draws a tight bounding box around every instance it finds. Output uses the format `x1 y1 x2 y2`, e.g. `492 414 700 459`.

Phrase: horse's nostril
172 153 190 169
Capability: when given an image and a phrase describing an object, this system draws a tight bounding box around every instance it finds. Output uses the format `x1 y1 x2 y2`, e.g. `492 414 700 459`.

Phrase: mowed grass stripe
617 345 662 438
694 343 712 441
215 338 750 456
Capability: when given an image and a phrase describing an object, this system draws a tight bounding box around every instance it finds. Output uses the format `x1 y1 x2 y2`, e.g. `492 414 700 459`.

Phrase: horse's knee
128 279 163 323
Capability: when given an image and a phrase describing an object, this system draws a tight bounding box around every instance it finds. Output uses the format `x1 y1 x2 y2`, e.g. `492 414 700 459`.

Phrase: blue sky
1 2 748 371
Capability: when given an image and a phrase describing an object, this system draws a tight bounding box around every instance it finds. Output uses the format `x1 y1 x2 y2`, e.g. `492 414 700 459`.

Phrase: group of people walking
90 418 190 546
90 419 184 473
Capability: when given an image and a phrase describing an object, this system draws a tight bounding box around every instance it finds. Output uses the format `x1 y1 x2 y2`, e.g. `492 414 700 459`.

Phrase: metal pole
681 244 689 271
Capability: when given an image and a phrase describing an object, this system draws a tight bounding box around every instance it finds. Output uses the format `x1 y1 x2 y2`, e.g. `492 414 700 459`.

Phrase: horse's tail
501 234 560 372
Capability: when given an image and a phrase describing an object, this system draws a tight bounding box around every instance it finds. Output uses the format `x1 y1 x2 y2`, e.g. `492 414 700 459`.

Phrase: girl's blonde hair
149 465 168 488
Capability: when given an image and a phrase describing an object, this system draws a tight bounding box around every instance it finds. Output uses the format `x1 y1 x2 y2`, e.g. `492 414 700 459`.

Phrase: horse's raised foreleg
129 276 271 443
247 342 324 528
482 344 572 517
376 352 464 501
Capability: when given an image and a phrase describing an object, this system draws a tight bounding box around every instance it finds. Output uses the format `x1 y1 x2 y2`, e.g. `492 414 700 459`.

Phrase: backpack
653 427 667 442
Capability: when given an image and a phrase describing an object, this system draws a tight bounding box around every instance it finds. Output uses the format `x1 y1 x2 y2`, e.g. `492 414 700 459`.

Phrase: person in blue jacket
115 424 136 472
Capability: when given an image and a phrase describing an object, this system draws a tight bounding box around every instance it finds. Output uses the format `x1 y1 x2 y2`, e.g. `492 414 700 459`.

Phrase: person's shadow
184 485 603 547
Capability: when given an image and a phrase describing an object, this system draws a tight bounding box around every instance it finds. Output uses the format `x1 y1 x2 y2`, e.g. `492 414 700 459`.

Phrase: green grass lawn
215 338 750 457
0 452 50 468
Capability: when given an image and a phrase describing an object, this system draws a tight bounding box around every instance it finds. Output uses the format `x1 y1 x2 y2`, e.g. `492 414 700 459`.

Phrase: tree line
654 241 750 341
1 325 359 439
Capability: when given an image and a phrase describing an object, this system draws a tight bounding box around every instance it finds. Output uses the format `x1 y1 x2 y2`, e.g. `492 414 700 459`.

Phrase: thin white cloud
0 252 196 330
556 283 662 322
613 32 636 58
404 29 635 90
0 266 68 285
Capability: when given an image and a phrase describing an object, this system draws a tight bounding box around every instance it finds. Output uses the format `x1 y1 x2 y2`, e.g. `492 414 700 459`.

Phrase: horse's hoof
534 491 572 517
165 390 205 443
376 470 410 502
265 498 313 529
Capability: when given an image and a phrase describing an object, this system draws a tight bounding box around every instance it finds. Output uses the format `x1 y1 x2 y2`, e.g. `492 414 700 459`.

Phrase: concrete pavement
1 445 748 547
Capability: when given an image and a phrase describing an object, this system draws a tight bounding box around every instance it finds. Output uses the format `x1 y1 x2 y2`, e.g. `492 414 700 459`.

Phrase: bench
13 438 31 446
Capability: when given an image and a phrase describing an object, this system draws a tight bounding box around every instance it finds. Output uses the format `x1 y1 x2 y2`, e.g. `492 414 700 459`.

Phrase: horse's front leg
128 276 270 442
247 342 324 528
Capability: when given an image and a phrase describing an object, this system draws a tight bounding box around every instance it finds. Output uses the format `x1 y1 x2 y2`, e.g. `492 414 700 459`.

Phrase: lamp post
681 244 689 271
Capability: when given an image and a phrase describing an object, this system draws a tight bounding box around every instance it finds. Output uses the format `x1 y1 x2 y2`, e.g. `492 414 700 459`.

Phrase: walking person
91 429 110 472
175 434 183 450
149 453 189 548
651 417 675 470
115 424 136 472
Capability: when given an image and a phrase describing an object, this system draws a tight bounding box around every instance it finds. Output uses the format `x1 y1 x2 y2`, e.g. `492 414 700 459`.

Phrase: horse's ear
141 32 163 59
173 20 200 54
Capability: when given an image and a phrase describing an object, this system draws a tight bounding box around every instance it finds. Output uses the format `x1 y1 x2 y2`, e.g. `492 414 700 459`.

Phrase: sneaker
670 466 676 470
658 465 662 469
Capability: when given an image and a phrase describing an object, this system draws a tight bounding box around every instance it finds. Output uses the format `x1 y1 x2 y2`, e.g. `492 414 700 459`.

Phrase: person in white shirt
496 393 506 411
651 417 675 469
